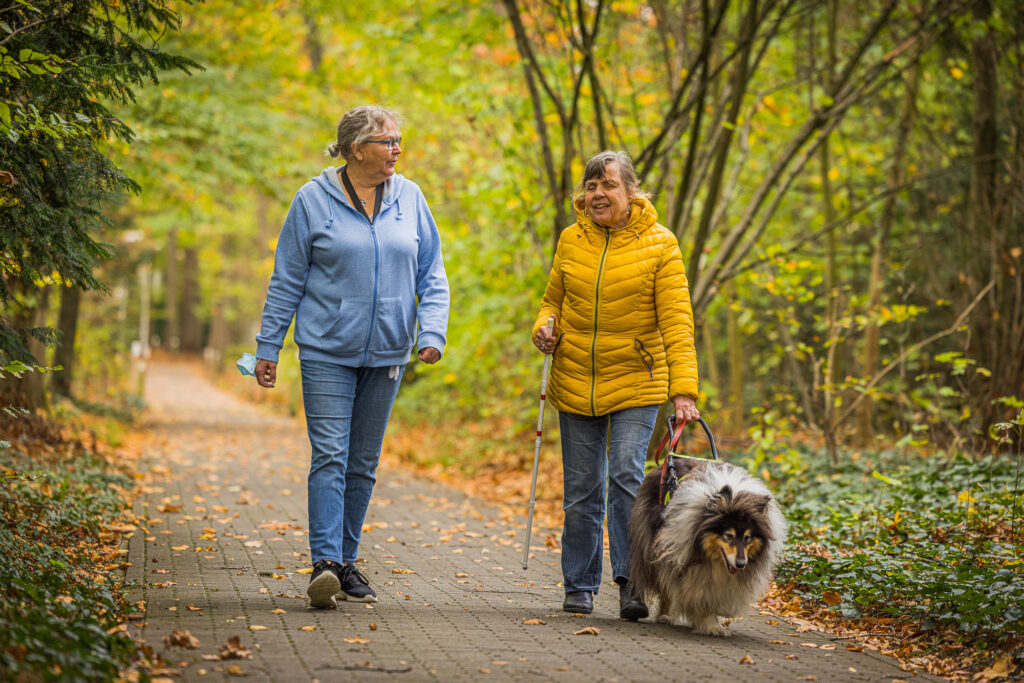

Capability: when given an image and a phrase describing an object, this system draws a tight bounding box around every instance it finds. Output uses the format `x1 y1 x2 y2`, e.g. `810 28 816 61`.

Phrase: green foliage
0 0 199 362
0 450 137 679
769 447 1024 643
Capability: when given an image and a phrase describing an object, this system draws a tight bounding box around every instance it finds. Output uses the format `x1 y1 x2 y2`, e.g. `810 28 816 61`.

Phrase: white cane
523 315 556 570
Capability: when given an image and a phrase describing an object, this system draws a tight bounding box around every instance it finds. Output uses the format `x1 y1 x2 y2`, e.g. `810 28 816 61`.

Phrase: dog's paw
693 616 730 637
655 613 688 627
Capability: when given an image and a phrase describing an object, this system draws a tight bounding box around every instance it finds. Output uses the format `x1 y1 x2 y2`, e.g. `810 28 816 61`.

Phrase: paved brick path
127 361 928 681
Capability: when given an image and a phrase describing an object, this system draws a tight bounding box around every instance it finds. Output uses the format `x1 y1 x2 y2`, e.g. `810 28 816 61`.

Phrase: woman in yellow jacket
533 151 700 620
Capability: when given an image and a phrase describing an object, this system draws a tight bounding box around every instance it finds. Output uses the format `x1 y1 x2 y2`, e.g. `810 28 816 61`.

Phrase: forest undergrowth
0 403 145 681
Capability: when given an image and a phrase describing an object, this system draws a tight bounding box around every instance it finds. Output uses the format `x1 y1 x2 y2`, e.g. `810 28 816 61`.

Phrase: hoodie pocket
369 297 414 353
318 298 373 354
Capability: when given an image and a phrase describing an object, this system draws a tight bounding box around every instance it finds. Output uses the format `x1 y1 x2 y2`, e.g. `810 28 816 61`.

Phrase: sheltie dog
627 457 786 636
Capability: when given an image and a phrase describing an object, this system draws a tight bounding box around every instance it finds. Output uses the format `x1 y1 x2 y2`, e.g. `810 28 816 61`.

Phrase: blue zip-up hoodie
255 166 449 367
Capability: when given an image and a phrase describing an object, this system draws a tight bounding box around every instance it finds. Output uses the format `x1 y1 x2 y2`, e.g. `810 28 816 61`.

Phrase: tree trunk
180 247 203 353
51 285 81 398
165 227 180 351
726 279 744 431
858 64 919 441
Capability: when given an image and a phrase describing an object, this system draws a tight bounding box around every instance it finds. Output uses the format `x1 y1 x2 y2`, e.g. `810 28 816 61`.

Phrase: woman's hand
255 359 277 388
418 347 441 364
673 395 700 425
534 315 558 354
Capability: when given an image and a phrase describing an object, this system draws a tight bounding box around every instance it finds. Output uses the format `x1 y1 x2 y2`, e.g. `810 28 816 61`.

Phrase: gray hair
580 150 648 199
326 105 403 160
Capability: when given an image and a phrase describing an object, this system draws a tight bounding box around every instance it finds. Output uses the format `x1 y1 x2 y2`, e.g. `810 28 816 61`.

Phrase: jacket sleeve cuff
255 343 281 364
417 332 445 358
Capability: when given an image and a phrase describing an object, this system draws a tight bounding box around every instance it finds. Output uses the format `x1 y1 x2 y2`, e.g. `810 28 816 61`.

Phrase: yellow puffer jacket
532 196 698 416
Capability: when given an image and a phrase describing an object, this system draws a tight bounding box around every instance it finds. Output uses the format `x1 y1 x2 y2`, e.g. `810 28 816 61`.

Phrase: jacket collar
573 195 658 236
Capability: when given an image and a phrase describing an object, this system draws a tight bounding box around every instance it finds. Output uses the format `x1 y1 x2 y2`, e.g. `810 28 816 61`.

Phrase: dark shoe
337 563 377 603
619 583 648 621
562 591 594 614
307 560 342 608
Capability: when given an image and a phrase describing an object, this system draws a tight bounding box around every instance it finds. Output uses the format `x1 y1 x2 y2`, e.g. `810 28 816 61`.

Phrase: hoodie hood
573 195 659 235
314 165 406 209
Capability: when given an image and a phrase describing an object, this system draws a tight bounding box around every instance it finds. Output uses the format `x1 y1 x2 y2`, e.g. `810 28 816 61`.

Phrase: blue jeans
558 405 659 594
301 360 404 565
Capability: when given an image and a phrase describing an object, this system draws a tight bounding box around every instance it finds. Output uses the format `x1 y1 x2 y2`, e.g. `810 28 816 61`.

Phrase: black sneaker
337 563 377 603
307 560 342 609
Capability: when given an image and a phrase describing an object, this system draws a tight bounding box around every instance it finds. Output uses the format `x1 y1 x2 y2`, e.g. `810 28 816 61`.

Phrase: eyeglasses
365 136 402 150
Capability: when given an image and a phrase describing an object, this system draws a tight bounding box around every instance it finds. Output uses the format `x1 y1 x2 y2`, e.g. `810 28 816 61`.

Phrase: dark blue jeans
558 405 659 594
301 360 404 565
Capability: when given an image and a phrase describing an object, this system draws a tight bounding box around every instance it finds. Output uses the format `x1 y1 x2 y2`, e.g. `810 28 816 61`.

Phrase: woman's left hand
418 347 441 364
673 395 700 425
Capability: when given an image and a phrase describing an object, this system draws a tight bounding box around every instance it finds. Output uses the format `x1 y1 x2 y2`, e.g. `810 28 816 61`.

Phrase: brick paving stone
126 361 935 682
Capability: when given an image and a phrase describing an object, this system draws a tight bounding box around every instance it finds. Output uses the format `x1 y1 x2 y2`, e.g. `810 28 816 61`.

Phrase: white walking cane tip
523 315 556 570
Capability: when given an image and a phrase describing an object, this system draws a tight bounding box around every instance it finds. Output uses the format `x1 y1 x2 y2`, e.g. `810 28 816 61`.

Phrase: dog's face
696 486 773 574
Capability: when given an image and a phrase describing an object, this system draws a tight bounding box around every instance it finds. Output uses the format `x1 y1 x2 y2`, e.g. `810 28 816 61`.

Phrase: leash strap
341 166 383 224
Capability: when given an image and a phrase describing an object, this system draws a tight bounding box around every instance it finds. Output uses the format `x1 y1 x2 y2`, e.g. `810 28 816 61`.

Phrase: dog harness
653 417 720 509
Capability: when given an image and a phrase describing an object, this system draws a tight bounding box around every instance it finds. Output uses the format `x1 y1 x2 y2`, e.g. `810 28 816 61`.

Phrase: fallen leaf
800 643 818 648
219 636 252 660
269 609 285 614
573 627 600 636
846 644 863 652
296 568 313 574
739 655 755 665
248 625 268 631
975 654 1015 682
345 636 371 644
369 623 378 630
299 625 317 632
822 590 842 606
522 619 546 625
391 568 416 574
225 664 246 676
163 629 199 649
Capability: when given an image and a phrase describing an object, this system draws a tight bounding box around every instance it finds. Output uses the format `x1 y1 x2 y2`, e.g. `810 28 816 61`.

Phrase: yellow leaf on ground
522 618 546 625
822 590 842 606
248 625 268 631
739 655 755 664
975 654 1014 681
573 627 600 636
299 625 317 631
296 568 312 574
345 636 371 644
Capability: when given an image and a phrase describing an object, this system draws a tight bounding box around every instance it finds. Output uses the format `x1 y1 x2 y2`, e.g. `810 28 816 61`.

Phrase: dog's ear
719 485 732 501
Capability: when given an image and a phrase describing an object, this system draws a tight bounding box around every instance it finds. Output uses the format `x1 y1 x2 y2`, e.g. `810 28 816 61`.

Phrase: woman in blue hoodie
253 105 449 608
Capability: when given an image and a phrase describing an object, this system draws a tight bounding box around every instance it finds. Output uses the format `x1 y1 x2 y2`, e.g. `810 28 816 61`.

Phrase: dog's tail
627 464 666 602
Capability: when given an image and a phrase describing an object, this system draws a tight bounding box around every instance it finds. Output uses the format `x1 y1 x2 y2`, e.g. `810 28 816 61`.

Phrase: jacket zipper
341 198 385 366
590 228 611 415
361 222 381 365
